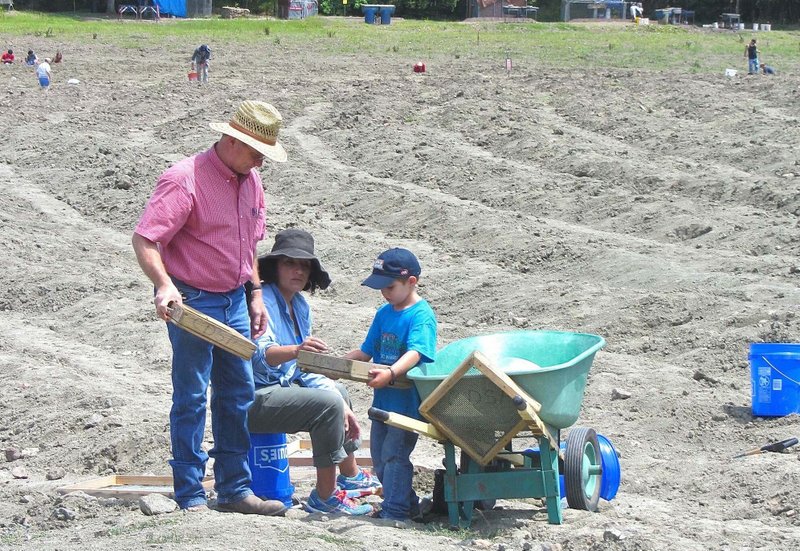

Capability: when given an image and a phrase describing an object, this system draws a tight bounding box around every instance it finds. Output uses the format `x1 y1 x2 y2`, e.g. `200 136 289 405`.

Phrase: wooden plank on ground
57 475 214 500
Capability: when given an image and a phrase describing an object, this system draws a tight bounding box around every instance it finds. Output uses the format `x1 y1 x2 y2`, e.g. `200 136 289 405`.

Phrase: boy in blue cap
345 248 437 521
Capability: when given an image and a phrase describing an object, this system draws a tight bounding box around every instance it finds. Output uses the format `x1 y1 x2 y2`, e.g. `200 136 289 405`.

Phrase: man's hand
344 405 361 442
367 367 393 389
154 282 182 322
249 294 268 339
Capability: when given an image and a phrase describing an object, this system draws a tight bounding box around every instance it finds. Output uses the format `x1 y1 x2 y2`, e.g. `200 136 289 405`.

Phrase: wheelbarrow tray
408 330 606 429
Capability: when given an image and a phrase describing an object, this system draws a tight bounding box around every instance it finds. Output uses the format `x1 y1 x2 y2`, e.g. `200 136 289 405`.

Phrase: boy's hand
367 367 393 389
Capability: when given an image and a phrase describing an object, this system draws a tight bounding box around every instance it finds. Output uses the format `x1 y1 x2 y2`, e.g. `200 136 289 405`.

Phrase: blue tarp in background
154 0 185 17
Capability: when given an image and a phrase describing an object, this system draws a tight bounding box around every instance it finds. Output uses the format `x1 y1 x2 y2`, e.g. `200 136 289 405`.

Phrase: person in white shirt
36 57 51 90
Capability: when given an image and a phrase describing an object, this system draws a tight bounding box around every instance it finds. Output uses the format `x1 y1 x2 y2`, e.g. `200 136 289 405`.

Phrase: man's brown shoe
216 495 287 516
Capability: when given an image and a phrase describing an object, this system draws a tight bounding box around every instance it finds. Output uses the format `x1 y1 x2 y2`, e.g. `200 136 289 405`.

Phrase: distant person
1 49 14 64
744 39 759 75
191 44 211 84
53 50 62 63
629 2 643 19
345 247 438 521
247 229 381 516
760 63 776 75
24 49 37 66
36 57 51 91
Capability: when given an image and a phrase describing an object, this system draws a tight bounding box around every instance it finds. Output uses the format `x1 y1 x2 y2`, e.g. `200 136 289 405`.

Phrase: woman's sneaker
336 469 382 495
304 489 373 516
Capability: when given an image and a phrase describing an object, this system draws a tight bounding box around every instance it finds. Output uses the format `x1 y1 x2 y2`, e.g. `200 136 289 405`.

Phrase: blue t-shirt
251 283 337 393
360 299 437 420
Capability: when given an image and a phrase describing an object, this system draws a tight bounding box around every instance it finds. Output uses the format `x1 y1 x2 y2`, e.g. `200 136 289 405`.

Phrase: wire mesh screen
423 376 522 462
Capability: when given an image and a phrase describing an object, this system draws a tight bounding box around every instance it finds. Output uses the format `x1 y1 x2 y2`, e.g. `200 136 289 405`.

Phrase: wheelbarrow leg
538 435 563 525
460 454 479 526
444 442 461 528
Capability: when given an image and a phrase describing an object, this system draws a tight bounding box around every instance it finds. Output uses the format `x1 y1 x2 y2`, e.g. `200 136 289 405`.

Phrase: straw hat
210 101 287 163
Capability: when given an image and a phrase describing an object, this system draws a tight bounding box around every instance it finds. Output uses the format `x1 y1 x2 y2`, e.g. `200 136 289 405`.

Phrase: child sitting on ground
760 63 776 75
345 248 438 521
1 50 13 64
25 50 38 66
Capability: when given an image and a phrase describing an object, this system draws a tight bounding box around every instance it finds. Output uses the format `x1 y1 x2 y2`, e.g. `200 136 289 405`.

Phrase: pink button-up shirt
135 145 266 293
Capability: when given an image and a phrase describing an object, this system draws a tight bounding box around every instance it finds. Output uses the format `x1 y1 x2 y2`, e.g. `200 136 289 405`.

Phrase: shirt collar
203 143 240 183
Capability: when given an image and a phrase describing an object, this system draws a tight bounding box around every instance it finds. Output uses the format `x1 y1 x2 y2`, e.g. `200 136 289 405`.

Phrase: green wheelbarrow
369 330 606 527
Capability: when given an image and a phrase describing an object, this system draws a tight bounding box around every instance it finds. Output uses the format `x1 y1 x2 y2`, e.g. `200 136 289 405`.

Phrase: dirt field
2 17 800 551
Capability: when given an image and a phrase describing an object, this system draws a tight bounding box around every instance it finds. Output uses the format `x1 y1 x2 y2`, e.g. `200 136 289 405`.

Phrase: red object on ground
413 62 426 73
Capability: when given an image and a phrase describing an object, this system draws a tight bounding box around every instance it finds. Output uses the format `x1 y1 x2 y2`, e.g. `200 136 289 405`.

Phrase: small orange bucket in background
188 71 198 82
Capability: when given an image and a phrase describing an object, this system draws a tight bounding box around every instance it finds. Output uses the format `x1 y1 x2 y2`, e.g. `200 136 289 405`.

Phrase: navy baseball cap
362 248 421 290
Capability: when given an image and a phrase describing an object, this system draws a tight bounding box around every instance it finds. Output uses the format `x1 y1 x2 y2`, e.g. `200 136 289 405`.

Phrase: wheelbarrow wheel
564 427 601 511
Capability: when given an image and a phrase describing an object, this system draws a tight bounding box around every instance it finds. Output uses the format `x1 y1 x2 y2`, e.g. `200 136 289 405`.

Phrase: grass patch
420 521 500 539
1 11 798 72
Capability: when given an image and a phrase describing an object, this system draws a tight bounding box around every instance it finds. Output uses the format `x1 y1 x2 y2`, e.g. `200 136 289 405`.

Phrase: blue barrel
363 6 378 24
248 432 294 507
379 5 395 25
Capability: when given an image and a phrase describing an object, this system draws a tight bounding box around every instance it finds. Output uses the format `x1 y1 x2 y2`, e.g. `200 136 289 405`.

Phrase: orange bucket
188 71 198 82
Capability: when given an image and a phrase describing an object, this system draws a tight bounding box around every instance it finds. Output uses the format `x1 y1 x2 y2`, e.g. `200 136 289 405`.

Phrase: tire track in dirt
285 103 789 291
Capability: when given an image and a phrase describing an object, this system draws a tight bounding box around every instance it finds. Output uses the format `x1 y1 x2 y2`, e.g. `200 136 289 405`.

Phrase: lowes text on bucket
254 445 289 471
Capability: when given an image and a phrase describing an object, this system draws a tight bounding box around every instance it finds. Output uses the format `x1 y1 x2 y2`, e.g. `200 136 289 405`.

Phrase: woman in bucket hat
248 229 381 515
132 101 287 516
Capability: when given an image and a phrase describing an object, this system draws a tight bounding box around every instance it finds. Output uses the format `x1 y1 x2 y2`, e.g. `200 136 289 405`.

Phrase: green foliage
259 1 275 16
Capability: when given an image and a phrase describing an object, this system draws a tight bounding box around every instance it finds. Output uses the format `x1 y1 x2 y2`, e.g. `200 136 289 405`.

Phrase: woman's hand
294 336 329 357
343 405 361 442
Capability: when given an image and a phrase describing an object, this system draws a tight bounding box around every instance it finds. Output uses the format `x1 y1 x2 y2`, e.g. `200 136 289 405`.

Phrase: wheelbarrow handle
368 407 390 423
368 407 446 442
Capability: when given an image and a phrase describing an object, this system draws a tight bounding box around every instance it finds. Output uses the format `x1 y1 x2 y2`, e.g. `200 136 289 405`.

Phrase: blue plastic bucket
749 343 800 417
597 434 621 501
248 432 294 507
379 5 394 24
363 6 377 24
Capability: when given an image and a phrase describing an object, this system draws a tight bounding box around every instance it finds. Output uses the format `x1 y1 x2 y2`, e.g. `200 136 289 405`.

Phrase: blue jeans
197 62 208 83
166 279 255 509
371 421 419 520
748 57 759 74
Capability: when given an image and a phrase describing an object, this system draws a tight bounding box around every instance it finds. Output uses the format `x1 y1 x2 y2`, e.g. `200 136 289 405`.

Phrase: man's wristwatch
244 281 262 294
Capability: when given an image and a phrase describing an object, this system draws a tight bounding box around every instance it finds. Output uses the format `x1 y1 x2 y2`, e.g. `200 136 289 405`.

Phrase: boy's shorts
38 76 49 88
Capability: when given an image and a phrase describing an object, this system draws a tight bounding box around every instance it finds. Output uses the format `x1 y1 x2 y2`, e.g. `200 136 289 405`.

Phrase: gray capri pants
248 382 360 469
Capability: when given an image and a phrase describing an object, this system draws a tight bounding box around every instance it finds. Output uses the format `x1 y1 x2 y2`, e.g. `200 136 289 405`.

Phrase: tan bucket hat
210 101 287 163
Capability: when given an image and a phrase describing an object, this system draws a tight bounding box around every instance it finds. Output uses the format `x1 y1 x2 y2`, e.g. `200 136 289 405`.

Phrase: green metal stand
442 432 563 527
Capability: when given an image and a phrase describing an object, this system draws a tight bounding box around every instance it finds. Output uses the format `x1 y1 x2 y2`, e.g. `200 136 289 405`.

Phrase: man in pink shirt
132 101 288 515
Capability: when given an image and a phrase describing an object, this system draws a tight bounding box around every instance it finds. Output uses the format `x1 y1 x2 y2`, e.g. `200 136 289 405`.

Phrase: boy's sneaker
304 489 373 516
337 469 382 493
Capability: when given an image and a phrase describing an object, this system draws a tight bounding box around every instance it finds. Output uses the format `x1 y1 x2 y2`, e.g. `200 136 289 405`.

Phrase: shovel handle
761 437 799 453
